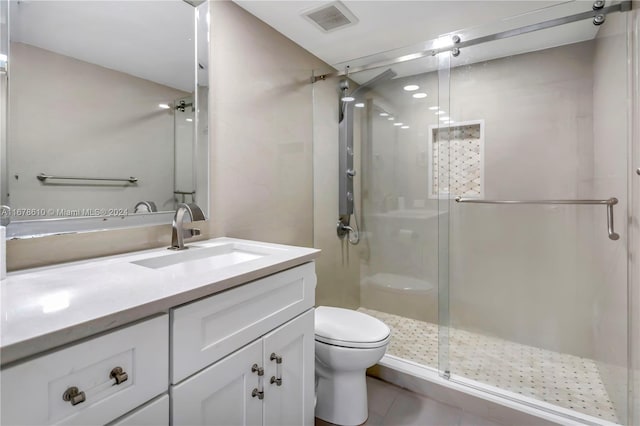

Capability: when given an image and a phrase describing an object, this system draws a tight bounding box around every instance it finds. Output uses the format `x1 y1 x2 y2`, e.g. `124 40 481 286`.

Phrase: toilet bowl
315 306 391 426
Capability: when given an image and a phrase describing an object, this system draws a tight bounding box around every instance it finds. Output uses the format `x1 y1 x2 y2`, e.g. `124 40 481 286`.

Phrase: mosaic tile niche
431 122 483 198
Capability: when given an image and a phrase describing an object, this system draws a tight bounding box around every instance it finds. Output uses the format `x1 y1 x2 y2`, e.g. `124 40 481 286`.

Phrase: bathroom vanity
0 238 319 426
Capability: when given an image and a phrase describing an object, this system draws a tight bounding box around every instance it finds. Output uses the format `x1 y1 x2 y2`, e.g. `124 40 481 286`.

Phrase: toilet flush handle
270 353 283 386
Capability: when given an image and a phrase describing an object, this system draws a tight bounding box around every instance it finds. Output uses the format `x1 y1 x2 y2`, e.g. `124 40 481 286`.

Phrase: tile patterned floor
358 308 619 423
316 377 506 426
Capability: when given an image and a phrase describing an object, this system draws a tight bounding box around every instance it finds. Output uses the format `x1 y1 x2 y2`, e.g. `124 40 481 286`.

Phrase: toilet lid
315 306 390 348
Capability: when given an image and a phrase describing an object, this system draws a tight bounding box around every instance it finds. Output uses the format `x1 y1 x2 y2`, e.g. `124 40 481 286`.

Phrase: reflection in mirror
2 0 209 237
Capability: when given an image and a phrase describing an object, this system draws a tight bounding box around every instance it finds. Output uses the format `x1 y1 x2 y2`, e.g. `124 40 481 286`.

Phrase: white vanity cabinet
0 315 169 426
0 242 318 426
171 263 316 426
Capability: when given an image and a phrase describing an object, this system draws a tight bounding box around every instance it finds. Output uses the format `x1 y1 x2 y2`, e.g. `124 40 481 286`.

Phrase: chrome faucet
170 203 205 250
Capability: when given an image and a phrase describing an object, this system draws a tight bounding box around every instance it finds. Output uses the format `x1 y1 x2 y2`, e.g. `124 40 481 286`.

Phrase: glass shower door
438 6 630 424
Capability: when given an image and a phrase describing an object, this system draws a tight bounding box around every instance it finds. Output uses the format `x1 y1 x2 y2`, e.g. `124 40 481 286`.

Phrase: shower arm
455 197 620 241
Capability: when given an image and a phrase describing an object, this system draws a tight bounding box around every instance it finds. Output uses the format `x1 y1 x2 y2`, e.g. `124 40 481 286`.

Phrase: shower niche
428 120 484 199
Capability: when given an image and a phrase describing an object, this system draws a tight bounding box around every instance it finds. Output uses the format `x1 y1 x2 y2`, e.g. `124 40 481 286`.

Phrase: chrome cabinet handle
251 363 265 399
270 353 283 386
62 386 86 406
251 364 264 376
110 367 128 385
270 376 282 386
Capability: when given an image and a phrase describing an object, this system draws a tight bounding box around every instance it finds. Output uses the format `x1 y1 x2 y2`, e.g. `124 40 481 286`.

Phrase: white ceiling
10 0 195 91
234 0 603 81
9 1 607 89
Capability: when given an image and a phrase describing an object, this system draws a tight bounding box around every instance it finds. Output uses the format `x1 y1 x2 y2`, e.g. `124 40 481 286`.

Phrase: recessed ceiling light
341 96 355 102
355 102 365 108
403 85 419 91
388 117 395 121
393 122 404 126
158 103 171 109
428 106 439 110
435 110 445 115
401 126 410 129
440 116 450 121
412 93 427 99
186 118 193 122
380 112 389 117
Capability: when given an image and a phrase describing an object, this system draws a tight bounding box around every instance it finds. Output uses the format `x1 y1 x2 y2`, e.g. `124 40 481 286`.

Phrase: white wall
8 42 187 216
208 1 363 309
208 1 317 247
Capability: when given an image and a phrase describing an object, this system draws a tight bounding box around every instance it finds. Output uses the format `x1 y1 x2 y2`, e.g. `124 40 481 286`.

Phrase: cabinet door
172 340 263 426
262 309 315 426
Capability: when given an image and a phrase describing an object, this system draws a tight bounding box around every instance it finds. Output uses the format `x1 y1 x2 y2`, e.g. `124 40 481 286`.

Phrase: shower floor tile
358 308 619 423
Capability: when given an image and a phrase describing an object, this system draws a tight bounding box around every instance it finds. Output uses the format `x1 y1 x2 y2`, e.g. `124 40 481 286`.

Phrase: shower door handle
455 197 620 240
606 202 619 240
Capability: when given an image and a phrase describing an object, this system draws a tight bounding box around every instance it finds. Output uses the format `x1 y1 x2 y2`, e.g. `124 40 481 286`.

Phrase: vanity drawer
171 262 316 383
0 315 168 426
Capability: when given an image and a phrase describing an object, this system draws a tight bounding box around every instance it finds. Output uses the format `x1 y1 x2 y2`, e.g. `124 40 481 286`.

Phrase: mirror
0 0 209 238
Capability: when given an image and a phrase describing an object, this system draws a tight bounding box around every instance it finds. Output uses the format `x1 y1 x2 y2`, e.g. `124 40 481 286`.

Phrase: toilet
314 306 391 426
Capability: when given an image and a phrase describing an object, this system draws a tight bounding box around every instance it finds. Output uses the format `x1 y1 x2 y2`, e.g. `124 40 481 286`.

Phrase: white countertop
0 238 320 366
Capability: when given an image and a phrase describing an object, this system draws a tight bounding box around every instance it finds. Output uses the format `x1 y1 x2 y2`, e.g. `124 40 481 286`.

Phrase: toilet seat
315 306 391 349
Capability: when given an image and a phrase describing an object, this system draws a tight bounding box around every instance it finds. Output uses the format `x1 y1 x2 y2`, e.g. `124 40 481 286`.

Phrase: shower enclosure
315 1 637 424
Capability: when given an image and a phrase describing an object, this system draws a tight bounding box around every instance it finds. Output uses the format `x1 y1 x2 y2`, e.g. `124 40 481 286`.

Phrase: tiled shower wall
362 30 634 422
362 41 602 358
446 41 598 358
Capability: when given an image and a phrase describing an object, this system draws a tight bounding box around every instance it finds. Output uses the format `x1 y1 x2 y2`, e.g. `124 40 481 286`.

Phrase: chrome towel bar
37 173 138 184
455 197 620 241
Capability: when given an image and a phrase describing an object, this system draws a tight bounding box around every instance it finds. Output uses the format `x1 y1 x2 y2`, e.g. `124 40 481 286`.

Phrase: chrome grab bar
37 173 138 184
455 197 620 241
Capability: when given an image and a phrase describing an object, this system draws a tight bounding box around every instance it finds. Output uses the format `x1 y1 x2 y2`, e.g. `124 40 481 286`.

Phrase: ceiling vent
303 1 358 33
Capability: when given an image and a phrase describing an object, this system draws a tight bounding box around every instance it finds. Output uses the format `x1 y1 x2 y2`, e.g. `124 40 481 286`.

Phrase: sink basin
131 243 268 271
